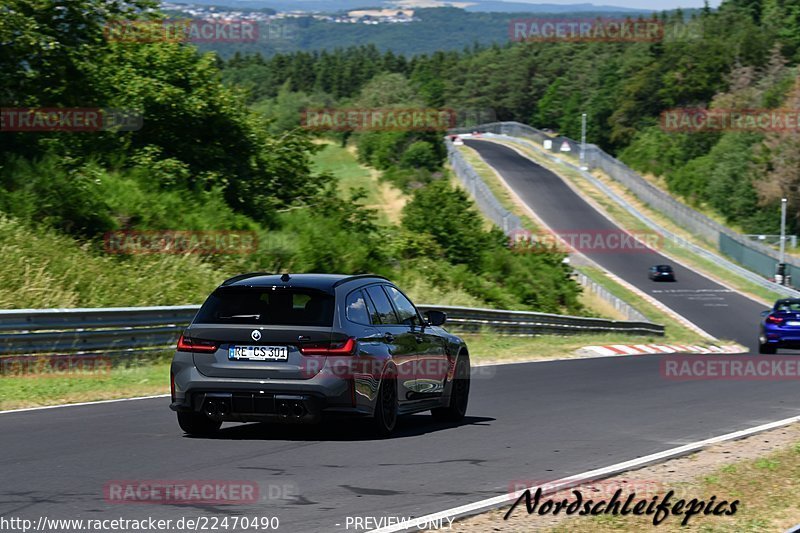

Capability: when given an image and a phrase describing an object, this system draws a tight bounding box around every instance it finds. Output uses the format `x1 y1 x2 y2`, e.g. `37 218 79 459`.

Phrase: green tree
401 180 492 267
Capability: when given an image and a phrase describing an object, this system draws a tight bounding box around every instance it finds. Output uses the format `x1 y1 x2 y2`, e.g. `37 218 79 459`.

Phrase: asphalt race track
465 139 773 352
3 355 800 532
2 140 799 533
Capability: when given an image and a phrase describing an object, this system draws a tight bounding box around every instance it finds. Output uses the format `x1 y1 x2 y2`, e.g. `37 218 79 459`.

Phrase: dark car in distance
759 299 800 354
170 273 470 437
648 264 676 282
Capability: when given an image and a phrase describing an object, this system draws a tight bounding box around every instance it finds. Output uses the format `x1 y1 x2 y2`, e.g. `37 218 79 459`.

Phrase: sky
505 0 724 9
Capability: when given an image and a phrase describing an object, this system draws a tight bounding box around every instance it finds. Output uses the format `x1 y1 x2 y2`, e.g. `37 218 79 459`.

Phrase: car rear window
776 302 800 312
345 290 370 324
657 266 673 272
194 288 334 326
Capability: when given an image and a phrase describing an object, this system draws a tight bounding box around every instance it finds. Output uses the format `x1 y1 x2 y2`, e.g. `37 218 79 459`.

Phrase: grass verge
0 353 172 411
1 330 681 410
455 144 727 346
545 427 800 532
446 421 800 532
311 141 406 225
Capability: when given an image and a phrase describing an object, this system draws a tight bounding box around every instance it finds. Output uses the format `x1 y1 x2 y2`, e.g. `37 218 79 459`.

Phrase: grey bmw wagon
170 273 470 437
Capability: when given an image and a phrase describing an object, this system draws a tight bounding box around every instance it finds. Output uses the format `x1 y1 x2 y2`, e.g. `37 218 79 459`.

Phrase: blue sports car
759 299 800 354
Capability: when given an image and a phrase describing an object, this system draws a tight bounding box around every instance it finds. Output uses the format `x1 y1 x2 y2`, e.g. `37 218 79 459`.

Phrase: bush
400 141 439 171
278 187 390 275
401 179 492 267
0 157 116 238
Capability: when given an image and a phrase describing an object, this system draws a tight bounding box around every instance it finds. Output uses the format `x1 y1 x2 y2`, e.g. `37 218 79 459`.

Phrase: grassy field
544 437 800 532
0 353 172 411
311 141 406 225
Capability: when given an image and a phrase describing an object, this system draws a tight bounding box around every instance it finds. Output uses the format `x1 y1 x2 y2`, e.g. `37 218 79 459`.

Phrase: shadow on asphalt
184 415 495 442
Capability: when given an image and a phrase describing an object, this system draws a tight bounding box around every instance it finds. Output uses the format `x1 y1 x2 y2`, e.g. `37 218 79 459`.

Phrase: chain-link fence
447 139 524 235
457 122 800 291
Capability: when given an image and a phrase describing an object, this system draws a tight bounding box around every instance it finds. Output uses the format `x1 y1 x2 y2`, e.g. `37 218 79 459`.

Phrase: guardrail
485 131 800 299
0 306 200 356
0 304 664 356
451 122 800 297
447 136 654 322
422 305 664 336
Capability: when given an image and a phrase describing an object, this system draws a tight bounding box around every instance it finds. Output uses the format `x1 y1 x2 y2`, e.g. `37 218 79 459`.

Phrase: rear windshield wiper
217 314 261 320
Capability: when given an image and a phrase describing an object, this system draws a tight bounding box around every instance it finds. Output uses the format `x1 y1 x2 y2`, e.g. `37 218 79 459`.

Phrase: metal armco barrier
0 303 664 356
419 305 664 336
0 306 199 356
446 135 655 321
452 122 800 294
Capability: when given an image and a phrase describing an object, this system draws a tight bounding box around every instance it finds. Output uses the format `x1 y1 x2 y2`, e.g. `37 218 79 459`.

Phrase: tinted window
345 290 370 324
657 266 673 272
776 301 800 312
195 288 334 326
365 285 398 324
385 286 419 326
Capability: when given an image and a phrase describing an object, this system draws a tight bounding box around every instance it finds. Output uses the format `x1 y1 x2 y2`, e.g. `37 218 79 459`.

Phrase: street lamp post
780 198 787 264
579 113 587 170
776 198 788 285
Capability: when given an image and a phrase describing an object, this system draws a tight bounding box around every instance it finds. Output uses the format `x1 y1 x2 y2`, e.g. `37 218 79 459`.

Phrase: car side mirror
425 310 447 327
761 310 772 317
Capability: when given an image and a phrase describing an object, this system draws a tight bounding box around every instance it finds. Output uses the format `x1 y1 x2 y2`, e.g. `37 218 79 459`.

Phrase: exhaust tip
203 400 219 418
278 400 290 417
291 402 305 417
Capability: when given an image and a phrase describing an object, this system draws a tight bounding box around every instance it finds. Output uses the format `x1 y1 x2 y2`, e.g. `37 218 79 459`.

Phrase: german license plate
787 321 800 326
229 346 288 361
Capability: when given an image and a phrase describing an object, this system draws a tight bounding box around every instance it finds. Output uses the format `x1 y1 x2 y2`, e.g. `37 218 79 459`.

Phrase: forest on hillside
223 0 800 235
0 0 582 312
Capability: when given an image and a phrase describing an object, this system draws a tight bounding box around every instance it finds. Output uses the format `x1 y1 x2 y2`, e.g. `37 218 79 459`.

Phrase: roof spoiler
332 274 390 287
220 272 272 286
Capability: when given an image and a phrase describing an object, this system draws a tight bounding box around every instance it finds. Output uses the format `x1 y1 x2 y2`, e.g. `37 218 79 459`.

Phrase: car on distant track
758 299 800 354
648 264 676 282
170 273 470 437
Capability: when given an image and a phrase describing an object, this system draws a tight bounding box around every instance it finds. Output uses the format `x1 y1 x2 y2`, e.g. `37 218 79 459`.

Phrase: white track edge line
2 350 748 414
0 394 170 414
367 413 800 533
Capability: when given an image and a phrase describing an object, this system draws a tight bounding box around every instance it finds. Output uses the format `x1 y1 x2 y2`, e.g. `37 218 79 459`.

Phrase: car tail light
176 334 218 353
170 371 176 403
299 337 356 356
766 315 785 325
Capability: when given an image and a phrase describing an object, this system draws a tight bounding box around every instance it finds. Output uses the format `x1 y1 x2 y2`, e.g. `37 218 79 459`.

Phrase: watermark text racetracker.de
104 480 263 505
301 108 457 132
661 108 800 133
0 354 111 379
103 230 258 255
0 515 280 532
104 19 258 43
662 355 800 380
1 108 143 132
509 17 663 42
508 228 662 254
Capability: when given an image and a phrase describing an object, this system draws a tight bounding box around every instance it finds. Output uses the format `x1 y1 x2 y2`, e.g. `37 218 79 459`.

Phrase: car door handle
384 333 395 343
